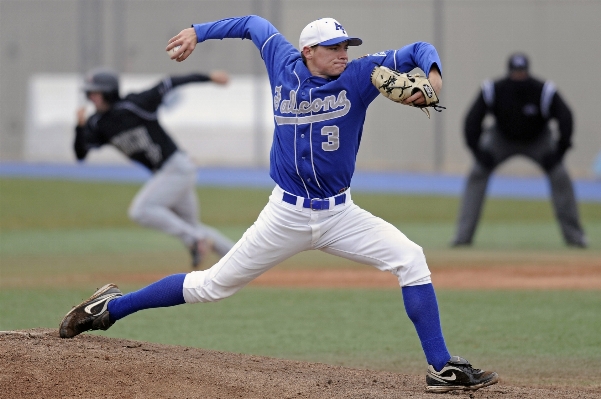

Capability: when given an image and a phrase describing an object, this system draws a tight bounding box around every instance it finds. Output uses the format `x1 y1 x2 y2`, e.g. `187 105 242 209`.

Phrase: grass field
1 178 600 387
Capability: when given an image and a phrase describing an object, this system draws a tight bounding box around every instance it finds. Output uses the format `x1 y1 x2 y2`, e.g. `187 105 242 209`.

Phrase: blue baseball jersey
193 15 442 198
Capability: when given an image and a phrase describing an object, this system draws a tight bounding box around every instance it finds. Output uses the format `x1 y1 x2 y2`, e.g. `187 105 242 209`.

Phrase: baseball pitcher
61 16 498 393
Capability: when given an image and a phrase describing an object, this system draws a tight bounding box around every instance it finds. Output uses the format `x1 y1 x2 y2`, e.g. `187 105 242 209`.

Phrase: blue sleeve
389 42 442 76
192 15 298 84
193 15 281 59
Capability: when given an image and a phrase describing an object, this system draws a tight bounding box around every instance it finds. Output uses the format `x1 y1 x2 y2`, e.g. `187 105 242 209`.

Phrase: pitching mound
1 329 598 399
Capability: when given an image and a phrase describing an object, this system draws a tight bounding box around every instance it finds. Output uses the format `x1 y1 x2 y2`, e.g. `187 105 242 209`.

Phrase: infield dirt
1 328 600 399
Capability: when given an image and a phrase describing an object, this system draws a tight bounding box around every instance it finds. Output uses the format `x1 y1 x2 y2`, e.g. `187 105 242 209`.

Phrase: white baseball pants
183 185 431 303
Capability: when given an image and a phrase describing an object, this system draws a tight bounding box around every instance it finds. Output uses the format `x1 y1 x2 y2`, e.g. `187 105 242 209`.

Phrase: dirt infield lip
249 265 601 290
2 264 601 290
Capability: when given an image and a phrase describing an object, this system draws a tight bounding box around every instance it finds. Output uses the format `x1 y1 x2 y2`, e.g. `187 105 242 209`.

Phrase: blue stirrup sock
402 283 451 371
108 273 187 321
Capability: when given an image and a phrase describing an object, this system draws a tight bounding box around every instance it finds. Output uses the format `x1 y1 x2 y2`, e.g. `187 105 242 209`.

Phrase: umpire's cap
507 53 529 72
82 67 119 93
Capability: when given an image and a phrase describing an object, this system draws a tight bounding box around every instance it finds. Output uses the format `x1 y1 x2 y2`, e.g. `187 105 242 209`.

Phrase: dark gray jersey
75 73 211 171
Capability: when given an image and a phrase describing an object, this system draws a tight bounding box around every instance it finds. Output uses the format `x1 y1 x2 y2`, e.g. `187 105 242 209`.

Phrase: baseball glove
370 65 445 118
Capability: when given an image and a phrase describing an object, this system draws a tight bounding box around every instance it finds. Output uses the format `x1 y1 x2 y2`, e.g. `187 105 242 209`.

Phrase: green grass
2 178 600 251
3 178 601 228
0 178 267 230
1 178 601 387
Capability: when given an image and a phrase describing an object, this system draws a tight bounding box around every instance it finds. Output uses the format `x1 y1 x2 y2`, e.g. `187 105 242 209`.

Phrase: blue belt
282 192 346 210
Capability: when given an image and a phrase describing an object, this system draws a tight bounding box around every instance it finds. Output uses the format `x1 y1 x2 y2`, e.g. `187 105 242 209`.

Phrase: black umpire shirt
464 76 573 152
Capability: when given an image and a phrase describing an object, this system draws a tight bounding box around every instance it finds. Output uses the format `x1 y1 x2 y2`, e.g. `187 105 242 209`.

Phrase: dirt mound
1 329 598 399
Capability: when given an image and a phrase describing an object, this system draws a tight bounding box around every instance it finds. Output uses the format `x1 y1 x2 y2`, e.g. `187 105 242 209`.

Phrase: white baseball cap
299 18 362 50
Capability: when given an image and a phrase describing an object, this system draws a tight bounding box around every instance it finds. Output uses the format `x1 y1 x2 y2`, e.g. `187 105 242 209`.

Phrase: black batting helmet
83 67 120 103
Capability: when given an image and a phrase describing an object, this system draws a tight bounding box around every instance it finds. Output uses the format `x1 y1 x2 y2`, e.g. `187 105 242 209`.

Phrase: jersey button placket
297 83 313 194
297 125 313 192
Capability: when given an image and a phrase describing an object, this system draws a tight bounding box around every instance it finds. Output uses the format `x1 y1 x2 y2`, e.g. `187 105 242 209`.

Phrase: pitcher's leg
183 199 312 303
108 274 187 321
547 165 587 247
318 204 430 286
317 205 450 371
402 283 451 371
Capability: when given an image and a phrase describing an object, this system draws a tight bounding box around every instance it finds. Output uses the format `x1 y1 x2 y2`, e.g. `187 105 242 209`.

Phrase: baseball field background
1 176 600 388
1 1 601 393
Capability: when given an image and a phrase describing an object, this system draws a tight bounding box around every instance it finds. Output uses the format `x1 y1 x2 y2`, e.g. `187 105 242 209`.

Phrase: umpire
451 53 587 248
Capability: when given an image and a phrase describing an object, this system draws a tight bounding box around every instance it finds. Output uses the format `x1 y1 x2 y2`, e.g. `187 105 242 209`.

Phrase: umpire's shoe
426 356 499 393
59 283 122 338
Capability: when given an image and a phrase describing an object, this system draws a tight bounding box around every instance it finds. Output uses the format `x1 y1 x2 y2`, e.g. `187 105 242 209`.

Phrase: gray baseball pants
128 151 234 255
453 127 586 246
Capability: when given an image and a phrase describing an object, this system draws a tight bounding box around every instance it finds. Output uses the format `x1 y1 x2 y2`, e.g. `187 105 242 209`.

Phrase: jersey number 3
321 126 340 151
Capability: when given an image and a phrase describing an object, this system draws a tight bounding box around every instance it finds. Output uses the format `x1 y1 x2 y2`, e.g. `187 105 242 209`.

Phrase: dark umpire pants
452 127 587 247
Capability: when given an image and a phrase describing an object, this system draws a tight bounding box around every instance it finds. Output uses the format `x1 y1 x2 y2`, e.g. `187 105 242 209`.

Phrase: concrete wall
1 0 600 177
